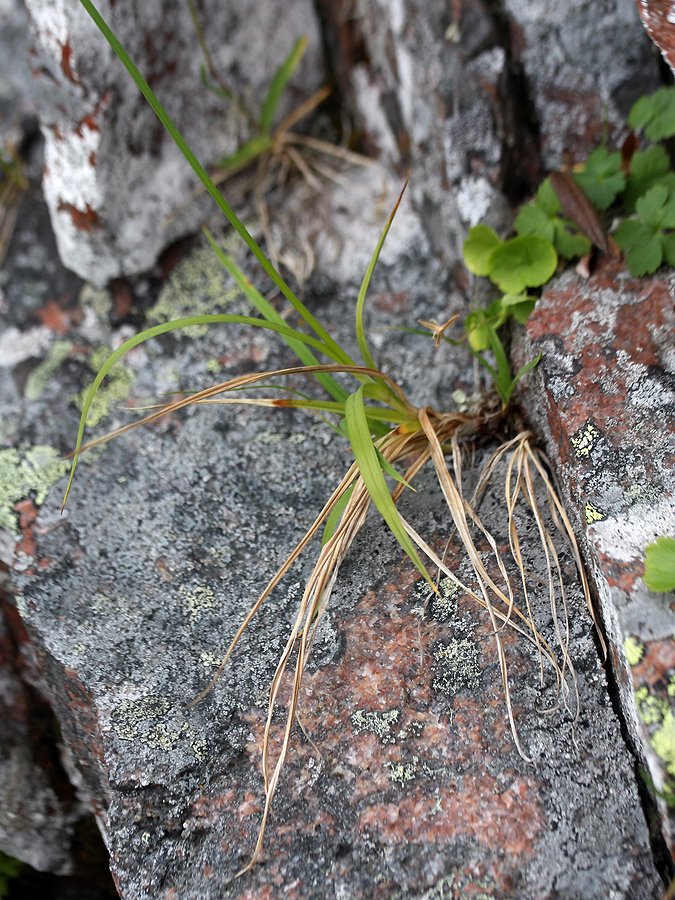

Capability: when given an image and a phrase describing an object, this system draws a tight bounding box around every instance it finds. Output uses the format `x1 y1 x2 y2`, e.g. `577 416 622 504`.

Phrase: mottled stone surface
514 260 675 856
0 579 87 874
2 175 664 896
23 0 323 285
636 0 675 74
502 0 661 169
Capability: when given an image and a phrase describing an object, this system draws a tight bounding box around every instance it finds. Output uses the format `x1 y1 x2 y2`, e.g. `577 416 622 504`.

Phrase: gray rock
23 0 324 285
513 261 675 857
4 173 664 895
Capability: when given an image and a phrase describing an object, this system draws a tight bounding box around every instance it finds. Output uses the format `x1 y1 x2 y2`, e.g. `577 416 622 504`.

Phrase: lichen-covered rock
23 0 323 286
514 260 675 856
3 175 664 896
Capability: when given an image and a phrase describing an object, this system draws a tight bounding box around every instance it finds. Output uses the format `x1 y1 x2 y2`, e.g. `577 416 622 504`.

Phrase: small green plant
643 536 675 593
0 852 22 899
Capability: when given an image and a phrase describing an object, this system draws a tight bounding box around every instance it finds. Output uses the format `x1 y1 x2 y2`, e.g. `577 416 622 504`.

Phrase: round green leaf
644 536 675 592
487 235 557 294
463 225 502 276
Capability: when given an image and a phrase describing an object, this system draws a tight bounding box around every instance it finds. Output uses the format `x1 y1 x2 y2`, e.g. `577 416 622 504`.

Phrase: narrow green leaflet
487 235 557 294
203 229 350 403
573 147 625 210
643 536 675 592
355 183 407 371
218 134 273 172
616 184 675 276
624 147 675 211
321 485 355 545
344 387 432 585
463 224 502 276
260 36 308 133
629 86 675 141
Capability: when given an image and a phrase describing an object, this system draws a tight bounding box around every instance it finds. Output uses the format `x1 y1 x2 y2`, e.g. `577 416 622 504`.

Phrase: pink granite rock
514 259 675 856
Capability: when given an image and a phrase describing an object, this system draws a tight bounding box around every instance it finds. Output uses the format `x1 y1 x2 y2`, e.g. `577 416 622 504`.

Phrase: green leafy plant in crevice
72 0 609 874
457 84 675 409
0 144 27 265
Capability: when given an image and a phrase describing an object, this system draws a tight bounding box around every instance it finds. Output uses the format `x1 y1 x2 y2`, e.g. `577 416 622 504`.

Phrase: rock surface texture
0 0 673 896
0 174 668 897
514 262 675 857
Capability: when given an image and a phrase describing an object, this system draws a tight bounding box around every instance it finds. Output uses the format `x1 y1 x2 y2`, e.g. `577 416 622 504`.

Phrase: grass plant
71 0 606 873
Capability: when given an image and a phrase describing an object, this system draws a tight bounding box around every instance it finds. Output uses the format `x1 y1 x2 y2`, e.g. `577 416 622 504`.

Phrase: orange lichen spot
57 201 102 232
60 40 80 85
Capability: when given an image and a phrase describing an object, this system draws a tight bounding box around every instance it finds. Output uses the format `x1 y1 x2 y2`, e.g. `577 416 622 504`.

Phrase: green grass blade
260 36 307 133
506 353 542 404
63 313 355 506
78 0 348 364
344 386 432 585
376 449 417 492
355 180 408 370
204 229 350 402
218 134 273 172
321 484 355 545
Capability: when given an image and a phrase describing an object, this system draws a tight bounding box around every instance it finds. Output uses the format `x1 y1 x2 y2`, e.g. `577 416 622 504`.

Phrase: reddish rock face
635 0 675 73
514 259 675 855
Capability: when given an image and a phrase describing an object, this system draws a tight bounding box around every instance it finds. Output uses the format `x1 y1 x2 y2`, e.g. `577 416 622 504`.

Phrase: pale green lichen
570 420 600 458
351 708 400 744
179 584 218 620
24 340 73 401
0 445 69 532
624 636 645 667
148 245 241 336
432 638 481 695
430 578 459 621
387 757 419 785
111 695 172 740
79 284 113 319
73 347 134 427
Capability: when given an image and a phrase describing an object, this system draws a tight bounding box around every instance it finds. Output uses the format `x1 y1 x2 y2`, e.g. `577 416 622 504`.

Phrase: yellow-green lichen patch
624 636 645 667
432 638 482 696
79 284 113 319
0 445 70 532
179 584 218 620
651 711 675 777
635 686 668 726
570 420 600 458
110 695 172 741
24 340 73 400
351 708 400 744
148 245 241 336
584 502 606 525
73 346 134 428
